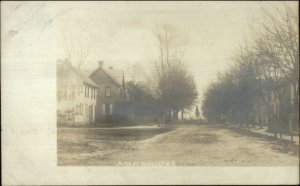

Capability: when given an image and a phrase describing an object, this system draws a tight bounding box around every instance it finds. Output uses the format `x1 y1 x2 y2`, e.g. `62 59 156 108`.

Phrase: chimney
109 66 113 70
98 61 104 68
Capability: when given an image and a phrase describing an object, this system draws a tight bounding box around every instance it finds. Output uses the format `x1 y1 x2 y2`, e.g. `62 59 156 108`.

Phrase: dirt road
57 124 299 166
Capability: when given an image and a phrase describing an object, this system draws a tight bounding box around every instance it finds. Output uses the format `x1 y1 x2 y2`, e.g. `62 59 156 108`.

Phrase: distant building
254 78 299 131
90 61 126 122
57 59 98 125
119 81 158 121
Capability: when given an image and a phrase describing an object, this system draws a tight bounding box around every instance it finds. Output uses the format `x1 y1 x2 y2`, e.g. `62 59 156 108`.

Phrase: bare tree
150 24 197 122
253 5 299 139
153 24 187 78
202 5 298 139
75 33 91 69
62 31 73 62
126 62 145 84
62 30 93 68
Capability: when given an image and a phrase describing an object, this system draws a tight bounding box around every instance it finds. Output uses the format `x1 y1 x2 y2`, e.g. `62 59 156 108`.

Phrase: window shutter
102 104 105 115
110 104 113 115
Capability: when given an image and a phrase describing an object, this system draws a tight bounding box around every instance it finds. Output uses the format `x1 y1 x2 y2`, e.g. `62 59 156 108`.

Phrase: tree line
132 24 198 123
202 6 299 139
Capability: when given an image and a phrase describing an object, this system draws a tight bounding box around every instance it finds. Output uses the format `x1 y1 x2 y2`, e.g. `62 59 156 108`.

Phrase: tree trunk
173 109 179 120
279 132 282 141
289 115 294 143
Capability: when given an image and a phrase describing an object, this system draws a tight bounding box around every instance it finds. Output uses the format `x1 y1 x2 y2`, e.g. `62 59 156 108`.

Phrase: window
87 86 89 98
72 86 76 99
64 88 68 99
103 104 113 115
84 85 87 98
75 105 79 114
64 87 68 99
105 104 111 115
105 86 111 97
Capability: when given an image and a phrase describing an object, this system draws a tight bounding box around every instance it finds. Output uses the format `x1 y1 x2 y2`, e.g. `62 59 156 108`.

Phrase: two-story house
57 59 98 125
90 61 126 122
254 78 299 131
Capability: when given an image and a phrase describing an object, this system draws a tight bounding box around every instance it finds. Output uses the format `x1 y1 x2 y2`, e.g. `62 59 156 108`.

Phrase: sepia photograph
2 1 299 185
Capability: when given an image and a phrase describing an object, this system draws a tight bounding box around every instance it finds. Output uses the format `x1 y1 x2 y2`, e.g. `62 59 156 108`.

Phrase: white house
57 59 98 125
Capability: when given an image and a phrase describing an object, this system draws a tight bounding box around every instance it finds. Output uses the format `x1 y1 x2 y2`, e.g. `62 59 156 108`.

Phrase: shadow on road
224 126 299 156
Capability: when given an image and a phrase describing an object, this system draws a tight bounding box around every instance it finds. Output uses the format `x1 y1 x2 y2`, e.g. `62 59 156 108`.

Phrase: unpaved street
57 125 299 166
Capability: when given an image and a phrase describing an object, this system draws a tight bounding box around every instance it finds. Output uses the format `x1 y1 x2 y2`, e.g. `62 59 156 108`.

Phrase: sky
2 1 298 116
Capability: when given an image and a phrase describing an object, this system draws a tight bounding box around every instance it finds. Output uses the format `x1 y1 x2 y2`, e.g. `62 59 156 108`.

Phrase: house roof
103 68 123 86
58 60 99 88
90 66 124 86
